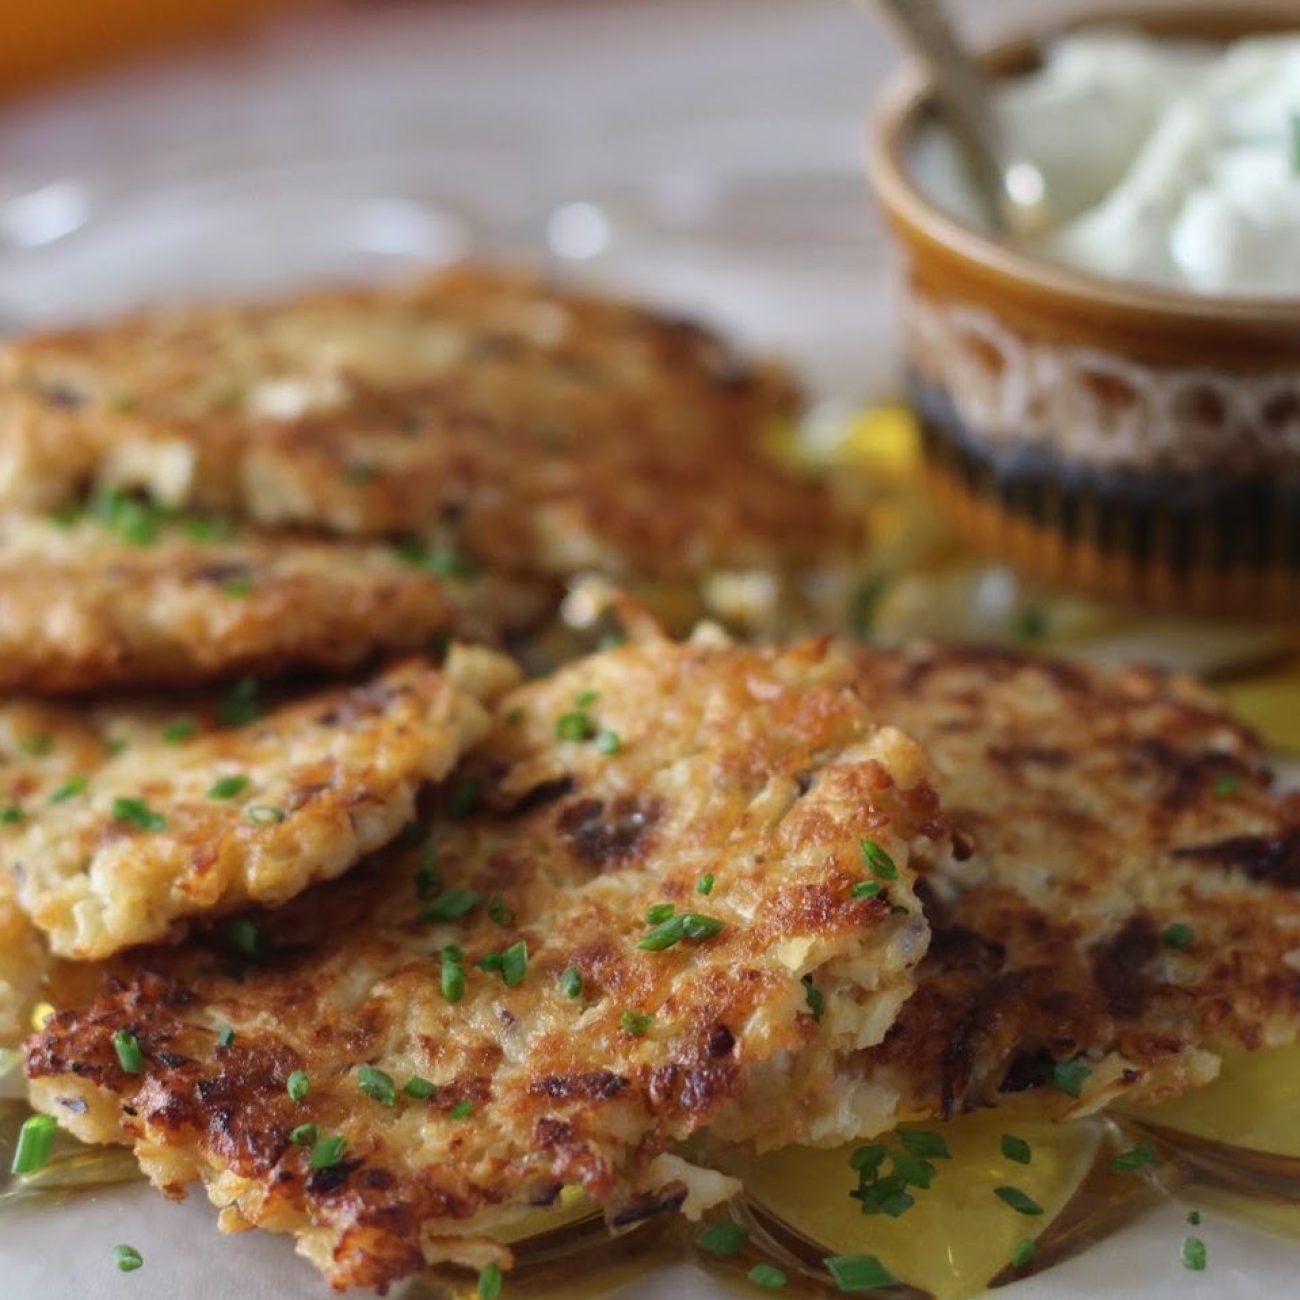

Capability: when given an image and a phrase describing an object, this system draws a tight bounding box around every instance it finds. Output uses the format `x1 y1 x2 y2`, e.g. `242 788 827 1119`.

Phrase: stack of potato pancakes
2 267 1297 1291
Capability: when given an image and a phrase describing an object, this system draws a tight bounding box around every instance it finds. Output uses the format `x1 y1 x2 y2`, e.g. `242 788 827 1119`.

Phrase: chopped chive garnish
646 903 676 925
1011 1239 1036 1270
357 1065 397 1106
423 888 483 922
574 690 599 708
404 1076 437 1100
859 839 898 880
500 941 528 988
183 516 236 542
555 711 596 742
850 575 889 639
1001 1134 1032 1165
824 1253 898 1292
595 729 622 755
804 977 824 1022
899 1130 952 1160
696 1222 749 1256
113 1030 144 1074
477 951 505 974
851 881 882 899
620 1010 653 1037
112 1244 144 1273
696 873 714 896
994 1186 1043 1216
216 1025 236 1048
1181 1236 1207 1271
289 1123 318 1147
225 916 270 962
111 796 166 831
477 1261 503 1300
10 1114 58 1175
163 718 197 745
448 778 482 819
1211 774 1240 798
1013 604 1049 642
422 547 478 581
1187 1210 1201 1225
219 676 263 728
441 950 466 1003
49 775 88 803
207 774 249 800
0 805 24 825
19 733 54 758
1160 922 1194 950
746 1263 787 1290
105 739 128 757
415 844 440 899
1051 1057 1092 1099
487 896 514 927
287 1070 310 1102
222 577 254 597
308 1134 347 1169
560 966 583 999
1111 1140 1159 1174
450 1100 474 1119
637 912 724 951
245 804 285 825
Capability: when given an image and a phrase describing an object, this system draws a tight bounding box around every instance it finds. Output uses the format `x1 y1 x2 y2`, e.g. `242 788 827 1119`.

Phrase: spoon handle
872 0 1010 232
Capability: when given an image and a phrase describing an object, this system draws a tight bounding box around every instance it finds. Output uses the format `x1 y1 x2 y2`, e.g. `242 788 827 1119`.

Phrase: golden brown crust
5 652 516 960
0 511 547 694
0 266 859 585
26 635 950 1288
848 642 1300 1117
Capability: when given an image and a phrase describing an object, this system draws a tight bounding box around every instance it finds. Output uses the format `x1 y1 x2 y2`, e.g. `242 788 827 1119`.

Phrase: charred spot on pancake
1091 915 1159 1020
1173 830 1300 888
557 795 661 868
529 1071 628 1102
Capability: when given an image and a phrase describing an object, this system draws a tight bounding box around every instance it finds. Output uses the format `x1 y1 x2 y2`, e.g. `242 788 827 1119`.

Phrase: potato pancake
5 652 516 960
25 634 950 1288
0 509 546 694
0 267 859 598
849 644 1300 1118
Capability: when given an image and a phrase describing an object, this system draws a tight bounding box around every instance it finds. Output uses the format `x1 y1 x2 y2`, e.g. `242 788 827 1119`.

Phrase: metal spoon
870 0 1050 238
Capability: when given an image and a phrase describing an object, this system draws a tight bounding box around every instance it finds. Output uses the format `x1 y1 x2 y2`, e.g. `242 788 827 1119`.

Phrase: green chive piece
1160 922 1194 950
696 1222 749 1256
403 1076 437 1100
804 978 824 1022
477 951 505 974
225 916 270 962
10 1114 58 1175
1111 1140 1159 1175
287 1070 310 1102
245 804 285 825
1001 1134 1032 1165
560 966 583 999
415 844 440 899
219 676 263 728
19 733 54 758
113 1030 144 1074
216 1025 236 1048
574 690 599 708
450 1099 474 1119
308 1134 347 1169
891 1149 936 1189
500 941 528 988
207 774 249 800
595 729 622 755
162 718 197 745
477 1261 503 1300
851 881 882 899
423 888 483 922
645 902 675 925
1211 774 1240 798
487 896 514 927
1181 1236 1207 1271
0 804 24 825
1011 1239 1036 1270
899 1130 952 1160
696 873 714 896
746 1263 787 1290
1013 604 1049 642
441 950 466 1003
850 575 889 639
112 1244 144 1273
637 913 724 951
1051 1057 1092 1099
994 1186 1043 1216
289 1123 318 1147
620 1010 653 1037
504 707 525 726
1187 1210 1201 1225
111 796 166 831
49 775 88 803
448 778 482 819
222 577 254 597
849 1143 888 1173
555 711 596 742
859 839 898 880
824 1253 898 1292
182 517 236 543
423 546 478 581
356 1065 397 1106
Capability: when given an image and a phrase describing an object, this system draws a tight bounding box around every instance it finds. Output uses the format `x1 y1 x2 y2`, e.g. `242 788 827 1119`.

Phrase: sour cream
910 31 1300 297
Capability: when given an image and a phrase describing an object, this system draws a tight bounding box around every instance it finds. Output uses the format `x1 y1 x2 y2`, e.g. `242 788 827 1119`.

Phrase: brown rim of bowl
868 2 1300 326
